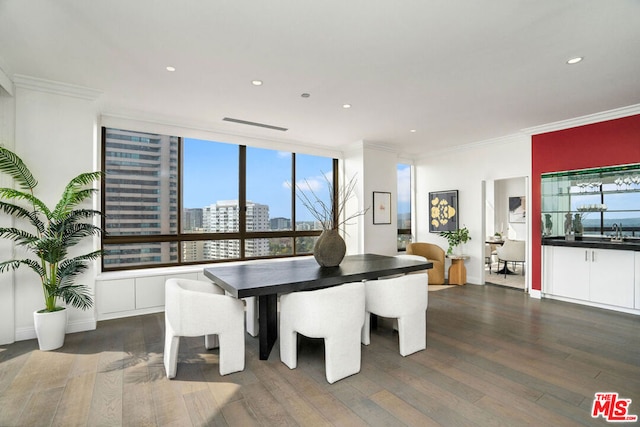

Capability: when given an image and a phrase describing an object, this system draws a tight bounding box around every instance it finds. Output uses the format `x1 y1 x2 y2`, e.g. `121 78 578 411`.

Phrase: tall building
270 217 291 230
204 200 270 259
102 128 179 267
183 208 203 231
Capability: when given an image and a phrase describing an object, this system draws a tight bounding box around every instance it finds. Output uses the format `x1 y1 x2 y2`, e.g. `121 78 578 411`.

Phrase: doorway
483 177 529 291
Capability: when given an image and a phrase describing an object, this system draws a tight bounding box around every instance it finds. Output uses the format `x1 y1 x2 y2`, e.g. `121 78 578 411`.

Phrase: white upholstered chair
164 278 245 378
279 281 365 384
495 239 526 278
361 273 429 356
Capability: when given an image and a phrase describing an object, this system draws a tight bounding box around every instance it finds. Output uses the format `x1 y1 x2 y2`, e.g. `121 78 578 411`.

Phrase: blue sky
183 138 412 222
397 164 411 215
183 138 332 221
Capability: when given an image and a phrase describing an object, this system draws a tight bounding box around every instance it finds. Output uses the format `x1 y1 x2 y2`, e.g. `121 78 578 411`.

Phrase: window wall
102 127 336 270
397 163 412 250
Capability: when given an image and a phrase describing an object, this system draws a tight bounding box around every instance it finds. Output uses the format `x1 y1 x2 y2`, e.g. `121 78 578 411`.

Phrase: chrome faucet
611 223 623 242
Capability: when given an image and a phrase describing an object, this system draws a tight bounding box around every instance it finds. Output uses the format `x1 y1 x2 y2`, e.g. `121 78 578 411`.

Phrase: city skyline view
102 128 412 268
183 138 332 223
184 138 412 226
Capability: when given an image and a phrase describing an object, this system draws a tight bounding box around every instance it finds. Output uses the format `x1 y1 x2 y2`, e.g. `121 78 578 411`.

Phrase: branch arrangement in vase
293 173 369 231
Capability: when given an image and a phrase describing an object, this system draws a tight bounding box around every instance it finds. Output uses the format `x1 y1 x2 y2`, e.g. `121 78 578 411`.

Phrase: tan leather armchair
406 242 445 285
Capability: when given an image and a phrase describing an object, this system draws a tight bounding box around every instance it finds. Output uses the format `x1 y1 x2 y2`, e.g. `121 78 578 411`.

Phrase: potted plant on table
439 226 471 256
0 147 103 350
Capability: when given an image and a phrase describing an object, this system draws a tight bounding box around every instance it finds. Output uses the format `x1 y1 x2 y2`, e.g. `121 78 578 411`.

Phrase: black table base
258 294 278 360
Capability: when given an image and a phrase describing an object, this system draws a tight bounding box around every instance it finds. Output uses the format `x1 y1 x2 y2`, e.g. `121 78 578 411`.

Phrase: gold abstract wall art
429 190 458 232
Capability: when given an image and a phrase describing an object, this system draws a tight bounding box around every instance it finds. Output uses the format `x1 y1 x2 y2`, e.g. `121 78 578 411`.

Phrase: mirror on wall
541 163 640 238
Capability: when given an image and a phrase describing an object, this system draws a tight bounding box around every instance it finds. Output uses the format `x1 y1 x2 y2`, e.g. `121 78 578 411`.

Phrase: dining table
203 253 432 360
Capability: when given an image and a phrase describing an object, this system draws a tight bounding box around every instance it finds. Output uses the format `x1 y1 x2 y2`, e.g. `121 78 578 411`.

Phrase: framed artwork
509 196 526 223
429 190 458 232
373 191 392 224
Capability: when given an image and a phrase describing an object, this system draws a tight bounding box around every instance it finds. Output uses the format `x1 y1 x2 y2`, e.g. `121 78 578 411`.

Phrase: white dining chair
164 278 245 378
495 239 526 277
361 273 428 356
279 281 365 384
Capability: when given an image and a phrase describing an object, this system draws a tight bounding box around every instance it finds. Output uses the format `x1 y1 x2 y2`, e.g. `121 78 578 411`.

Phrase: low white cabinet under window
544 246 635 309
96 272 200 320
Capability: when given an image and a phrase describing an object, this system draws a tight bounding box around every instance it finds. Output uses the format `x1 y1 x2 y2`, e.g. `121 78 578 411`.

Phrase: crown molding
362 140 397 153
13 74 102 101
522 104 640 136
416 132 529 160
0 66 13 97
341 140 398 157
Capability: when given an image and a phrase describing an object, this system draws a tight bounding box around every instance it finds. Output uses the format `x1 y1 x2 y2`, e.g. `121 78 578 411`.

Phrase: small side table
447 255 470 285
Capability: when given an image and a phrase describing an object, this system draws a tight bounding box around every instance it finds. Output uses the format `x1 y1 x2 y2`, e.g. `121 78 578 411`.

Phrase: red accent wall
531 114 640 291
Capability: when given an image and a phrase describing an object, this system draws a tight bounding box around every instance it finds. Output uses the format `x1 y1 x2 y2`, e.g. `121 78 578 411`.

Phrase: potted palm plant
0 147 103 350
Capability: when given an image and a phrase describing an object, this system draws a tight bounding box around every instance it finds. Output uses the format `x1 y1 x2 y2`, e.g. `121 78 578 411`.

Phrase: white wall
343 141 398 256
415 134 531 285
0 75 16 344
12 76 102 341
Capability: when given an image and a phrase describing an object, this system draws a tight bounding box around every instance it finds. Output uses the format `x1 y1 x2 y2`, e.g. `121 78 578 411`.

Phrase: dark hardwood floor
1 284 639 426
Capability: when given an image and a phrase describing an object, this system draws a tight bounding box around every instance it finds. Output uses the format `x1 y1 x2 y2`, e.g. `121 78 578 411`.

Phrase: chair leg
279 328 299 370
324 330 362 384
245 296 259 337
218 328 245 375
361 311 371 345
397 312 426 356
164 333 180 379
204 334 219 350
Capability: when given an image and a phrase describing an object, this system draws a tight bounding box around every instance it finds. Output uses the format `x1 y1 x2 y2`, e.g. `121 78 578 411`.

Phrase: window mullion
239 145 247 259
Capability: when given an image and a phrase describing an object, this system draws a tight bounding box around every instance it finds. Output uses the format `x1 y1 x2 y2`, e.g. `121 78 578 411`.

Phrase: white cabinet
544 246 635 309
549 246 590 300
589 249 634 308
97 271 199 319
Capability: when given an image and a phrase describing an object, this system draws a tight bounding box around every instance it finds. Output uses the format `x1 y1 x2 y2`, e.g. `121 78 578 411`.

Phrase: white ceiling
1 0 639 155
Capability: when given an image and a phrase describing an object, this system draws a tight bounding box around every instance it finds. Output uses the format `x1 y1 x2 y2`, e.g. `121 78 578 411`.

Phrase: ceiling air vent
223 117 288 132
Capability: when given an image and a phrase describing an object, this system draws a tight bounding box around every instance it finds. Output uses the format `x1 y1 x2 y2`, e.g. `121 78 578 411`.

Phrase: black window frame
101 127 338 271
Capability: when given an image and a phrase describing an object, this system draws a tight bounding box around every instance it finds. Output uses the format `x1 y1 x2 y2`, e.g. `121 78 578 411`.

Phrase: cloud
282 175 327 193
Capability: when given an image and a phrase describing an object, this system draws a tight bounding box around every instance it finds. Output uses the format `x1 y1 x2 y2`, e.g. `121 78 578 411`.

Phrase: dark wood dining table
203 253 432 360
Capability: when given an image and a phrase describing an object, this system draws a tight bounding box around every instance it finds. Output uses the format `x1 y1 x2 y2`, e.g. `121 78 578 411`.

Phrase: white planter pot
33 308 67 351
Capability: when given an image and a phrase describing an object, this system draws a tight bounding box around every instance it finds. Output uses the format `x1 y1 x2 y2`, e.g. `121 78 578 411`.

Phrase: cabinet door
97 278 136 314
551 246 590 301
589 249 634 308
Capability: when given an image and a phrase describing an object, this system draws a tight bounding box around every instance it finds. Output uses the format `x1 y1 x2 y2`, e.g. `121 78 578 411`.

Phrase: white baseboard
14 318 97 343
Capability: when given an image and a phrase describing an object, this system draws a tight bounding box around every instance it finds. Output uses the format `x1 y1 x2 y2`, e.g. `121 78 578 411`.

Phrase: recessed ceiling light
566 57 583 65
301 93 310 98
252 80 263 86
410 129 417 133
342 104 352 109
166 66 176 72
